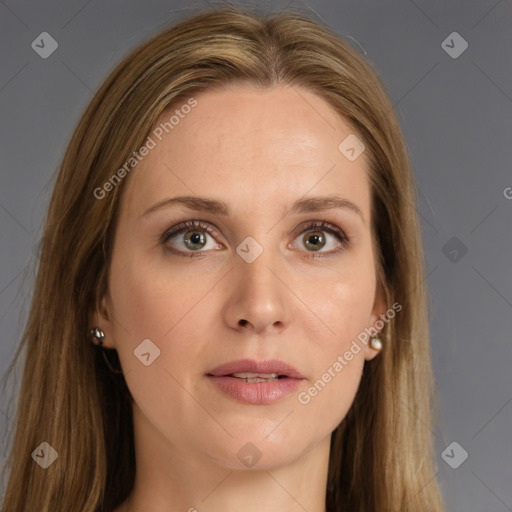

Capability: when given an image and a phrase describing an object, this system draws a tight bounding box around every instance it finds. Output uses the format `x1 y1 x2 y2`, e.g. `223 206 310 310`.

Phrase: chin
203 431 310 471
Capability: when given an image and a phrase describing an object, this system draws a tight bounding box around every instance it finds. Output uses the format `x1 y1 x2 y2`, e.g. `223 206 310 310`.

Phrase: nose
222 245 290 335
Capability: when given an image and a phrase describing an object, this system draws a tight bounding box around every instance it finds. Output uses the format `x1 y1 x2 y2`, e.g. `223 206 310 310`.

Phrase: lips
207 359 305 379
206 359 305 405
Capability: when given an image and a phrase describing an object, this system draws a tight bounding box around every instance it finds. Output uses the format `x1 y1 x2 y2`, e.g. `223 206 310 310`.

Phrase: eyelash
160 219 351 259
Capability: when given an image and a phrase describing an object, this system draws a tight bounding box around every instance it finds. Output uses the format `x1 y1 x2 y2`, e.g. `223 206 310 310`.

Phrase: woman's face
95 84 386 470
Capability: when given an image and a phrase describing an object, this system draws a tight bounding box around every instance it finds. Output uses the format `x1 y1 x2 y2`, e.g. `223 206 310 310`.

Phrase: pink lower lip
207 375 303 405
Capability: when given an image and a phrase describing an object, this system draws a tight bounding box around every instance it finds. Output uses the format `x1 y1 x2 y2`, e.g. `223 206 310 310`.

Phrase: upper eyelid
162 220 223 243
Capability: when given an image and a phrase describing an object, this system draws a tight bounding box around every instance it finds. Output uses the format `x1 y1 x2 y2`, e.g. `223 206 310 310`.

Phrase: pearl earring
369 333 383 351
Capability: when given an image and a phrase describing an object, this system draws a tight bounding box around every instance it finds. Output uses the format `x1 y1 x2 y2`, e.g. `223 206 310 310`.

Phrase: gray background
1 0 511 510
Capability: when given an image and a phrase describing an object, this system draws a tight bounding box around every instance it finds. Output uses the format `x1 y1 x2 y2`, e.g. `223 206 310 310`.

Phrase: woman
1 5 444 511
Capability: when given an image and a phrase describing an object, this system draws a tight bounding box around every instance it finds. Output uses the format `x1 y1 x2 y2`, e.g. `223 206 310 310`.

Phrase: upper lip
207 359 305 379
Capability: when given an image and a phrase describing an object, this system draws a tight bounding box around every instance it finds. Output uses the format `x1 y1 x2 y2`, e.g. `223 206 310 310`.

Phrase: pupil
305 231 325 251
186 231 205 249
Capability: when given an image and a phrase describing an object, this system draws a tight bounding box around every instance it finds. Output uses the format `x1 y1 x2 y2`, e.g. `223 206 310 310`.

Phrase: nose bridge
227 232 289 331
236 234 280 296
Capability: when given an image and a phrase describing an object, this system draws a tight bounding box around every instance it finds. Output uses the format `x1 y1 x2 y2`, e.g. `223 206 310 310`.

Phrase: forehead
119 85 371 221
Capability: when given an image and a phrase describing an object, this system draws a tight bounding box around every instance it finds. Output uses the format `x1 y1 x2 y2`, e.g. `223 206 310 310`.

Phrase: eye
160 219 350 258
161 220 224 255
290 220 350 258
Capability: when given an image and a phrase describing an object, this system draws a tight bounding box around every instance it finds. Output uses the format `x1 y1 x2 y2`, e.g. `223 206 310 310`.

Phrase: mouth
221 372 286 382
206 358 305 380
206 359 305 405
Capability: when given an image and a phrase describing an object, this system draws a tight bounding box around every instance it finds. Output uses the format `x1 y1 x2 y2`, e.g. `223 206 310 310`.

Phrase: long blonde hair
1 5 444 511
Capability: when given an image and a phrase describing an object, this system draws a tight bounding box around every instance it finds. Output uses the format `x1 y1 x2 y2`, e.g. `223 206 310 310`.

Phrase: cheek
108 253 213 343
107 250 223 378
293 264 375 430
311 266 376 347
107 257 213 424
297 350 364 436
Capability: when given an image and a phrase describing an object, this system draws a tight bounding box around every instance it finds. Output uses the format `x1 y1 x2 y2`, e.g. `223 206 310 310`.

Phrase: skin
93 84 386 512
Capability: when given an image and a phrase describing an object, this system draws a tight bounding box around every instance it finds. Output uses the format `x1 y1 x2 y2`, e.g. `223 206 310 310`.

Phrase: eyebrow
141 194 364 222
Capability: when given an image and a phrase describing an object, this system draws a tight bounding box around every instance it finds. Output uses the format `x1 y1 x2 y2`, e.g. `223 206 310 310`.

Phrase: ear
363 282 387 361
88 292 115 349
